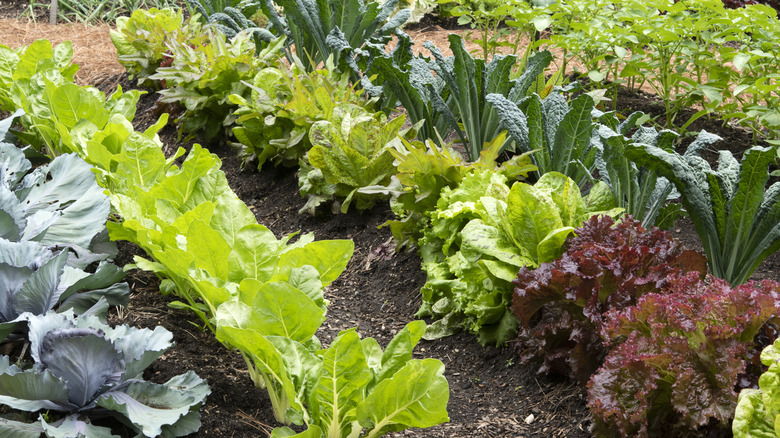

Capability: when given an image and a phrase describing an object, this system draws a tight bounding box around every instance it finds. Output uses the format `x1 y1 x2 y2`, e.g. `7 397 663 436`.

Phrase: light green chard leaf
357 359 449 438
309 329 371 437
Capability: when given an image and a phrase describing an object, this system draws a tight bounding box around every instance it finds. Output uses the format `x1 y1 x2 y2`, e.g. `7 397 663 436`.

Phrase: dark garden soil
1 2 779 436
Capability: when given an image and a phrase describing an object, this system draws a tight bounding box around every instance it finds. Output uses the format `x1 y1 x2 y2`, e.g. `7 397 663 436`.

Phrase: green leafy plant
0 39 78 114
0 311 209 437
298 105 420 214
149 29 285 142
260 0 411 72
626 138 780 286
370 132 536 250
418 171 619 346
110 7 204 88
0 38 143 158
218 314 450 436
734 336 780 438
229 56 375 168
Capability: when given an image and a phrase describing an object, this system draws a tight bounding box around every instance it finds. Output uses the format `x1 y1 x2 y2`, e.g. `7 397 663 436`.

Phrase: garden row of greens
0 106 210 435
444 0 780 139
0 37 450 438
107 2 780 436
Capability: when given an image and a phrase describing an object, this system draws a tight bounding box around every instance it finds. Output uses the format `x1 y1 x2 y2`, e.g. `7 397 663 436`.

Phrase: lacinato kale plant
589 273 780 437
511 215 707 382
626 139 780 286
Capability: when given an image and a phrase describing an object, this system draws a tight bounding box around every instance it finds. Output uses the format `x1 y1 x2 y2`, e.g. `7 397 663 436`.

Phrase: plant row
91 3 780 436
443 0 780 139
0 37 451 438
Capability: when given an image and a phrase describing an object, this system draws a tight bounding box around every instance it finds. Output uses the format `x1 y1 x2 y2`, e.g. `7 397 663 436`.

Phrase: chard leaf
227 224 281 283
186 219 230 281
215 325 305 424
279 240 354 287
310 329 371 437
357 359 449 437
375 321 427 384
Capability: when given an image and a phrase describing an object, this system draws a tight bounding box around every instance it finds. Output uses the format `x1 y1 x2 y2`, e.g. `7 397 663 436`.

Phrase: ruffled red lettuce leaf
590 273 780 437
511 215 707 381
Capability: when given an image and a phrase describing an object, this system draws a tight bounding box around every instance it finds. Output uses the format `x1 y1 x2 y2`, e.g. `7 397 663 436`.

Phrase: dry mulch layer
0 3 779 436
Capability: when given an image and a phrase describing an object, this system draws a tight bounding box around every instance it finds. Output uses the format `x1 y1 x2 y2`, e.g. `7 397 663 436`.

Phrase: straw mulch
0 18 124 88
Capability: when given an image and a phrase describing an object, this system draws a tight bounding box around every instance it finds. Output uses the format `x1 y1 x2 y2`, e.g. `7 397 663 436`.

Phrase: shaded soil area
1 4 779 436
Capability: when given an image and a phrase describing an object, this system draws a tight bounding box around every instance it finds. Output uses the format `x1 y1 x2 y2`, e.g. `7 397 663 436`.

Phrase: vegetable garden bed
2 0 780 436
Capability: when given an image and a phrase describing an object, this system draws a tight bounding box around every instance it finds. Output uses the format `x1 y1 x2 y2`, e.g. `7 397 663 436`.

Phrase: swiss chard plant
229 56 375 169
0 39 78 112
0 311 210 437
418 171 620 346
588 273 780 437
733 337 780 438
625 138 780 286
218 311 450 436
298 104 420 214
511 215 707 383
150 29 285 142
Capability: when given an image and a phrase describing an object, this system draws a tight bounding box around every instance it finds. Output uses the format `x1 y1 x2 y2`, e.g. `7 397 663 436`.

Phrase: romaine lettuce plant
0 311 210 437
588 273 780 437
418 171 619 346
298 104 419 214
110 7 197 88
733 337 780 438
511 215 707 382
626 139 780 286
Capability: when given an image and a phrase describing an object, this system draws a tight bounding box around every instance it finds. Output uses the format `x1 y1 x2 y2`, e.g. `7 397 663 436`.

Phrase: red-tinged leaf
591 273 780 436
511 215 707 381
